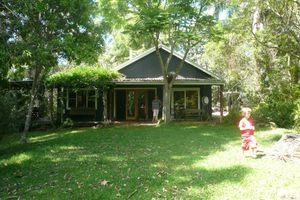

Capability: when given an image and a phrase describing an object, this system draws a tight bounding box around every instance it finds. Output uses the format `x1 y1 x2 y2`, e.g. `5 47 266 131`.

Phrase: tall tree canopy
203 0 300 128
0 0 108 143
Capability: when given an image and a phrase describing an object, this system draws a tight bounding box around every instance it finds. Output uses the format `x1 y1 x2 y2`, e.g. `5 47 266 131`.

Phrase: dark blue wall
119 49 212 79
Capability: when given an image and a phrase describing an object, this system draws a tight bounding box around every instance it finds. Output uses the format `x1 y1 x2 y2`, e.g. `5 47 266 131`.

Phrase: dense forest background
1 0 299 139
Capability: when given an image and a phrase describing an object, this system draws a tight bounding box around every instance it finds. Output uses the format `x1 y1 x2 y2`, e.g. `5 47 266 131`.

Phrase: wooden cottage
63 45 224 122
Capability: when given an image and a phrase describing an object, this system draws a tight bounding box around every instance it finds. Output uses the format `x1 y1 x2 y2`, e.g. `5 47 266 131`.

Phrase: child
152 95 161 123
238 107 257 158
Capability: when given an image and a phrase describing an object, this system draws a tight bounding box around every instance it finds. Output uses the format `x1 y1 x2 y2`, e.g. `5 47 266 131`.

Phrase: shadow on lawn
169 165 251 197
0 123 250 199
0 128 86 160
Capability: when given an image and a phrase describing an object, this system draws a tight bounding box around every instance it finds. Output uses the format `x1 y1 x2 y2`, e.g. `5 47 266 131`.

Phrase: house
63 45 224 122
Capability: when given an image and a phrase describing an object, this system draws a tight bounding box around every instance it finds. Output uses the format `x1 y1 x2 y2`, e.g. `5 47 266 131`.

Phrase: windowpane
77 91 87 108
69 91 76 98
127 91 135 118
69 91 76 108
174 91 185 110
69 99 76 108
186 91 198 109
87 90 95 108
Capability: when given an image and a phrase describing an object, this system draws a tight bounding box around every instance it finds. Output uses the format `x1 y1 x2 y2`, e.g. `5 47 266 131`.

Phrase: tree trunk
153 43 189 123
252 7 263 34
102 89 110 127
162 81 172 123
49 87 55 128
292 59 299 84
102 90 108 122
21 91 35 144
59 88 65 125
21 68 42 144
219 85 224 123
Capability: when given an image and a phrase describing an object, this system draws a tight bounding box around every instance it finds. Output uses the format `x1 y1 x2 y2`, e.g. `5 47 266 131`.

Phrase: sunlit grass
0 153 32 165
0 123 299 199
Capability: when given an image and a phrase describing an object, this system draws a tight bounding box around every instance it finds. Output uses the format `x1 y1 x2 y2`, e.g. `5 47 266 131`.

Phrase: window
67 89 96 109
68 91 76 108
127 91 135 118
173 89 199 110
186 91 198 109
174 91 185 110
77 91 87 108
87 90 96 108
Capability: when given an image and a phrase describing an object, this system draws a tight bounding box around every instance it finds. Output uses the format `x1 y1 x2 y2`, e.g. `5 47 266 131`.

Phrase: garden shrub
224 106 241 125
252 92 295 128
0 90 28 137
62 118 74 128
294 99 300 131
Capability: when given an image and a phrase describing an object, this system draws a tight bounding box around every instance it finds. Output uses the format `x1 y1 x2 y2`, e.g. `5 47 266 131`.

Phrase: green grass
1 123 299 199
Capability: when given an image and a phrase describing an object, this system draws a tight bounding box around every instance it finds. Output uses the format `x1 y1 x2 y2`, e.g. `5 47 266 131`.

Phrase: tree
203 0 299 127
251 0 300 85
0 0 107 144
203 30 259 92
124 0 219 122
249 0 300 127
99 29 148 67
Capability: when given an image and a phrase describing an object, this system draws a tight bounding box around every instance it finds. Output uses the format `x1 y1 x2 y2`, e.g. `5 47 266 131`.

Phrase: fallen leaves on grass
99 179 109 186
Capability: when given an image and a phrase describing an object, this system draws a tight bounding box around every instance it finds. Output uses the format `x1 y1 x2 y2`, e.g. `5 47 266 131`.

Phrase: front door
126 90 148 120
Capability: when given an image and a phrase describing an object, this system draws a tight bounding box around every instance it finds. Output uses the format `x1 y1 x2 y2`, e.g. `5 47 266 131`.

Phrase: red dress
239 117 256 150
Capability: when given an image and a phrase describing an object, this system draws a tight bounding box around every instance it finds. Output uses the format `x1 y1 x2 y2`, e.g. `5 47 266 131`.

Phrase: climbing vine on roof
46 65 122 89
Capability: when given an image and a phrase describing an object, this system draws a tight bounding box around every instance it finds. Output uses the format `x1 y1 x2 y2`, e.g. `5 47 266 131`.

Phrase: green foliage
0 90 28 136
2 0 110 139
62 118 74 128
293 86 300 131
294 99 300 131
124 0 218 50
253 90 295 128
46 65 121 89
1 0 108 78
224 106 241 125
99 29 148 67
203 21 258 93
204 0 299 130
97 0 129 29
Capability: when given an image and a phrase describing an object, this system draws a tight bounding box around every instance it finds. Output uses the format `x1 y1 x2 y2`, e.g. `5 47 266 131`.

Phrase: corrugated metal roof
113 76 224 85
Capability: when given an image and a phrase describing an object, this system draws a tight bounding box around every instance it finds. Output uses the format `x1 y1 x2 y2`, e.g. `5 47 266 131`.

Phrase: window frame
171 88 200 110
67 89 98 109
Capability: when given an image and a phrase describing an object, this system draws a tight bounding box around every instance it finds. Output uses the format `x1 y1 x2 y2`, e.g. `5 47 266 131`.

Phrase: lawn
1 123 299 199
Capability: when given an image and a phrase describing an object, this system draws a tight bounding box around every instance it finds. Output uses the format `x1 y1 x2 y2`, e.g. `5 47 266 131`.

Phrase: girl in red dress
239 108 257 158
